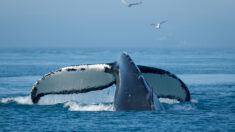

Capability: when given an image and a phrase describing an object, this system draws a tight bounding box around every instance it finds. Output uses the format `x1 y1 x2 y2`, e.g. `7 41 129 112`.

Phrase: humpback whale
31 52 190 111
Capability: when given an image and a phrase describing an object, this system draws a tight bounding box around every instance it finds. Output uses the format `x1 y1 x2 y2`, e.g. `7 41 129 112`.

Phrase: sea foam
64 101 114 111
0 96 32 105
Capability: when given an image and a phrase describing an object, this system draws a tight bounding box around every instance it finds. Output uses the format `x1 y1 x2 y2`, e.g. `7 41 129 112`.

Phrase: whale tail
31 56 190 104
31 63 116 104
139 65 190 102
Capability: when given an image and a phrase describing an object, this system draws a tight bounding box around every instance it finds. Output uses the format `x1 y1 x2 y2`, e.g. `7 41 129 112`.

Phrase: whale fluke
31 64 116 104
30 53 190 111
138 65 190 102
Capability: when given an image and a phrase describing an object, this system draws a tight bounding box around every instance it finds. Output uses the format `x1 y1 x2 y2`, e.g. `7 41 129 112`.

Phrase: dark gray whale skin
113 53 161 111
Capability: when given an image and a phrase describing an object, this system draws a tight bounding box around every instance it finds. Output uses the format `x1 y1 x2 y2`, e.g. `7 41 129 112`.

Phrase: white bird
121 0 142 7
150 20 168 30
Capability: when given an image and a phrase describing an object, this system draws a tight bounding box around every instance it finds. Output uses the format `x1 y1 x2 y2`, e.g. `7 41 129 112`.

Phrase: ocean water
0 48 235 131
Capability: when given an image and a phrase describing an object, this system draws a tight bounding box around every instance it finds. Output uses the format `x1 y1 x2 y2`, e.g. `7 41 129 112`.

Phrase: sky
0 0 235 49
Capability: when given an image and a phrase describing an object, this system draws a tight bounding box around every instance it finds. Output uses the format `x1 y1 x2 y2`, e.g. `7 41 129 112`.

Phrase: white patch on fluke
37 86 115 105
61 64 111 71
32 64 115 100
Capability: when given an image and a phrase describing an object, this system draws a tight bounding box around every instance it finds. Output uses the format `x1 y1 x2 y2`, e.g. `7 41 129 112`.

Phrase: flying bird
150 20 168 30
121 0 142 7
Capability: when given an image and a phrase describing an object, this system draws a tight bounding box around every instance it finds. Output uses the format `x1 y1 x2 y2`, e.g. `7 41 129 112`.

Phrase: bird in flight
121 0 142 7
150 20 168 30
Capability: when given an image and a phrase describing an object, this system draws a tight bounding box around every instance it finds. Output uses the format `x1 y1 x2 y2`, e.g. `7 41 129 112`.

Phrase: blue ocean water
0 48 235 131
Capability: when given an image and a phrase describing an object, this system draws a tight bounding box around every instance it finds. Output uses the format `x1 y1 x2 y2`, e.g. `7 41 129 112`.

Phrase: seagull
150 20 168 30
121 0 142 7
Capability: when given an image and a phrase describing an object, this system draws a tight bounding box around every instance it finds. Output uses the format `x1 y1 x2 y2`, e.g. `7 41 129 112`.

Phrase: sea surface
0 48 235 131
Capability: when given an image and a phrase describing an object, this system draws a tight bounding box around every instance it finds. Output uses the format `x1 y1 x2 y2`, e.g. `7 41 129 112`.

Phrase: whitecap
159 98 180 104
170 104 195 111
63 101 114 111
0 96 32 105
191 99 198 103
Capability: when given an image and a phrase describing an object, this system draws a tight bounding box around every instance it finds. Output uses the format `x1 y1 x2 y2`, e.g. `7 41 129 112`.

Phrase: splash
170 104 195 111
1 95 193 111
159 98 180 104
64 101 114 111
37 89 114 105
0 96 32 105
0 96 114 111
191 99 198 103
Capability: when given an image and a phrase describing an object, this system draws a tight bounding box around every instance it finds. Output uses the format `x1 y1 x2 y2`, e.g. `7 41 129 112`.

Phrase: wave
159 98 180 104
168 104 196 111
1 95 187 105
0 96 197 112
1 96 184 105
0 96 32 104
0 96 114 111
190 99 198 103
64 101 114 111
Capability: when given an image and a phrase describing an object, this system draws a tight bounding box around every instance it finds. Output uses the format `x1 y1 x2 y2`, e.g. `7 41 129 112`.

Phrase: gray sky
0 0 235 49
